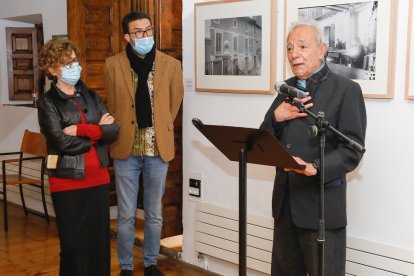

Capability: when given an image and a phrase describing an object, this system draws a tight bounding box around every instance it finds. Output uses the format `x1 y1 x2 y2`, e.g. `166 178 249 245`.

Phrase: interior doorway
4 14 44 103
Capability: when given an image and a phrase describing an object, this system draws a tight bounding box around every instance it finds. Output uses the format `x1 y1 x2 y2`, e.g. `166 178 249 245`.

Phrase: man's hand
274 96 313 122
284 156 317 176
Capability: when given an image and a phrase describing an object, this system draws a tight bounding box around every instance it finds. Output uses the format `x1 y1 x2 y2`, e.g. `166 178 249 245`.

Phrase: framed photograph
406 0 414 99
52 34 68 40
194 0 277 94
285 0 397 98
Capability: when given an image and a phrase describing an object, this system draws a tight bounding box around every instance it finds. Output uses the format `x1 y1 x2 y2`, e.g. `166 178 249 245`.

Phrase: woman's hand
63 125 77 136
99 113 114 125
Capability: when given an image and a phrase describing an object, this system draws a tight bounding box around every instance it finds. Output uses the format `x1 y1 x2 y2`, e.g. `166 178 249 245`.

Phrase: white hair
288 20 325 46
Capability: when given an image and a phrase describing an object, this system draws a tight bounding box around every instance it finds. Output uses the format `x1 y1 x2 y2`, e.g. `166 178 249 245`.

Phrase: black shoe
144 265 164 276
120 269 132 276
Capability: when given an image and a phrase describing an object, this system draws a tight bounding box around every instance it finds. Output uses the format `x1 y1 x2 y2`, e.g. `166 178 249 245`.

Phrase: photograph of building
204 16 262 76
299 1 377 80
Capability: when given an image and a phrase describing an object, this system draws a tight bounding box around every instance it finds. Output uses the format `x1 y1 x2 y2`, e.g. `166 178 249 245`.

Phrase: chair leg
40 183 49 224
3 183 8 231
19 184 28 216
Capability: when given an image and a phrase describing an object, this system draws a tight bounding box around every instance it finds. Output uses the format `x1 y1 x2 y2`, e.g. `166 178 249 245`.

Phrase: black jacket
37 80 119 171
260 71 366 230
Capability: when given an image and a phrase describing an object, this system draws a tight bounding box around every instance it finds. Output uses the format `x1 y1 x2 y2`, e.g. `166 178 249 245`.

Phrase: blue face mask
132 36 154 55
60 63 82 85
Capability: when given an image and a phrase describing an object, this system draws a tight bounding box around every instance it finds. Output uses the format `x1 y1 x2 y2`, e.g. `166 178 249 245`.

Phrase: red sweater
49 104 109 192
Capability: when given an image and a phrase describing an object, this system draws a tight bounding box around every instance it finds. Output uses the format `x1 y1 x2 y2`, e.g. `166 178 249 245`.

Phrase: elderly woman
37 39 119 276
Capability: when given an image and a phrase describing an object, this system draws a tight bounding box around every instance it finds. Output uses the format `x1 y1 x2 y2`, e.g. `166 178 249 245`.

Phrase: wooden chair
0 130 50 231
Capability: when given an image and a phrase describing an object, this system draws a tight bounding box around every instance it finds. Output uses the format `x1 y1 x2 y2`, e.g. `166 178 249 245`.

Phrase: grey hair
288 20 325 46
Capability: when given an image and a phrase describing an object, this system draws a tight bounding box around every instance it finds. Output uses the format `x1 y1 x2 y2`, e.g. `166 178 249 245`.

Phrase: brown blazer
104 50 184 162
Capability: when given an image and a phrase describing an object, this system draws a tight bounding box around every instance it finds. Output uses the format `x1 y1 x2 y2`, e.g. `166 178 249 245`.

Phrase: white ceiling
4 13 42 24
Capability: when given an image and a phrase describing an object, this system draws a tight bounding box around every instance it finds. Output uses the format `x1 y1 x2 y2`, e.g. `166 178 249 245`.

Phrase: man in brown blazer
105 11 183 276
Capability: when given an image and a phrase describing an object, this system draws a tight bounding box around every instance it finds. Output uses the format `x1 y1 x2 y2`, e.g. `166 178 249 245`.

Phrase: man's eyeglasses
63 57 79 69
129 28 153 39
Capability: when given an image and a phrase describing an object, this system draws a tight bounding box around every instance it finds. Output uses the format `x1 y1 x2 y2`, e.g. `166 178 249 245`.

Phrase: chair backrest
20 130 47 157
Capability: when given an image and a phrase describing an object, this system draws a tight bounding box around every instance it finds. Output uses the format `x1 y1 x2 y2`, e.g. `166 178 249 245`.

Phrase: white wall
0 0 67 105
0 0 67 40
0 0 67 216
0 0 67 136
182 0 414 275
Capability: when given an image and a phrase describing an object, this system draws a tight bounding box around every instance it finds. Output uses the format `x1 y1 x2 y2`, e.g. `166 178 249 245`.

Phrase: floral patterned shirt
130 65 159 157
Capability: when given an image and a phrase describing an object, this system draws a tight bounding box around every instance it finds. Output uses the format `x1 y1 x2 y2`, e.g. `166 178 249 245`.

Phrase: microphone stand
285 97 365 276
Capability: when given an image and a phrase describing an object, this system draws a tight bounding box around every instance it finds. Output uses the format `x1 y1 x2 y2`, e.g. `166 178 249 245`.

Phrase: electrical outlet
189 178 201 197
188 171 202 201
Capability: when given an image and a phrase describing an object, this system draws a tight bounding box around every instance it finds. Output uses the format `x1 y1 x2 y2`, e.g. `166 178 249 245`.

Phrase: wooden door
134 0 183 238
6 27 38 101
67 0 130 101
68 0 183 238
133 0 182 60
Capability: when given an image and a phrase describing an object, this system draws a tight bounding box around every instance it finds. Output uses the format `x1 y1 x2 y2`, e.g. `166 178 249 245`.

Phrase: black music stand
192 119 304 276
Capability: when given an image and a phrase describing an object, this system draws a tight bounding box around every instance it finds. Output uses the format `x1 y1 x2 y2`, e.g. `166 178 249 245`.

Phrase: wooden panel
162 187 182 205
161 220 182 238
86 62 105 75
13 58 33 70
85 34 114 58
67 0 130 95
84 6 113 23
6 27 38 101
134 0 182 59
67 0 130 208
157 0 182 59
162 205 180 220
13 76 34 100
165 171 181 186
12 34 33 53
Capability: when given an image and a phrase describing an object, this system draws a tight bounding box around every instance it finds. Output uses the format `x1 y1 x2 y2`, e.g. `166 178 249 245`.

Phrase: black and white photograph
195 0 276 94
298 1 377 80
204 16 262 76
285 0 396 98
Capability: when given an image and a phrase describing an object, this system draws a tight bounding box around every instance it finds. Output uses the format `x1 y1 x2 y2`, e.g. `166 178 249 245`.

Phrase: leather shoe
120 269 132 276
144 265 164 276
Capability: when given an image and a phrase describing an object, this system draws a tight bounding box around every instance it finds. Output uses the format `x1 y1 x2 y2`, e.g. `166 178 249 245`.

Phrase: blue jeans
114 156 168 270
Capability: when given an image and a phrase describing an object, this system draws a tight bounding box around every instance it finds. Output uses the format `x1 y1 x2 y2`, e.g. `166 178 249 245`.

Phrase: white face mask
132 36 154 55
60 63 82 85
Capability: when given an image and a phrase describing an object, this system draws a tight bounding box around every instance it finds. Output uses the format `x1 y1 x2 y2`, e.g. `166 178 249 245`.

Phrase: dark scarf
126 44 156 128
295 61 330 93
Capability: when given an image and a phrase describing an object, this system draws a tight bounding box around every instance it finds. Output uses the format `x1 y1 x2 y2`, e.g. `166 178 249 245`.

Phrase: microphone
275 81 308 99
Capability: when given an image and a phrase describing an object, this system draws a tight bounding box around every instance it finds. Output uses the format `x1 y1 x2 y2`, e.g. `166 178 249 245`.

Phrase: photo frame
51 34 68 40
284 0 397 98
405 0 414 99
194 0 277 94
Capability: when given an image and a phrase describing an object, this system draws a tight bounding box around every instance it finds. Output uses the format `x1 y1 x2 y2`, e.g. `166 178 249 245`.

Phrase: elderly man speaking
260 20 367 276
